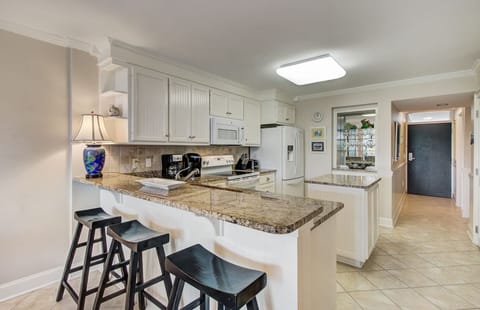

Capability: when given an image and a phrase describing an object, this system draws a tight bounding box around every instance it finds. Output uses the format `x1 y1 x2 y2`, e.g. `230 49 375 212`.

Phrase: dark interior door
407 123 451 197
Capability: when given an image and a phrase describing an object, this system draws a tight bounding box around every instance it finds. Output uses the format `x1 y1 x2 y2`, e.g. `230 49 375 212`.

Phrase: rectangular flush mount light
276 54 346 85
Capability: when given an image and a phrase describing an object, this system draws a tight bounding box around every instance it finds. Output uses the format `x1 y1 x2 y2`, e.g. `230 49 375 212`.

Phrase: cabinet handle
191 136 196 139
266 177 270 182
165 134 169 137
226 112 232 115
285 118 290 121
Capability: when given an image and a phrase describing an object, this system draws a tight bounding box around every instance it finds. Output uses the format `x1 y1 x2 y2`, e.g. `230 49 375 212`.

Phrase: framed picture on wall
311 140 326 153
310 127 326 140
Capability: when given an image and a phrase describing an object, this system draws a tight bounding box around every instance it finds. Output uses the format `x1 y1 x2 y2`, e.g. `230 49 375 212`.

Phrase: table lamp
74 112 111 178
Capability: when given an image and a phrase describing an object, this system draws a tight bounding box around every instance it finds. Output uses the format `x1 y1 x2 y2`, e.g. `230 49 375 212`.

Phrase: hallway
337 194 480 309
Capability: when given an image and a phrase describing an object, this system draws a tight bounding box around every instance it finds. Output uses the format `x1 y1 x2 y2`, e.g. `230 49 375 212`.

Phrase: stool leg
100 227 108 254
200 293 209 310
246 298 259 310
56 222 83 302
77 226 96 310
92 240 118 310
137 252 146 310
156 246 173 295
167 277 185 310
117 244 129 286
125 251 139 310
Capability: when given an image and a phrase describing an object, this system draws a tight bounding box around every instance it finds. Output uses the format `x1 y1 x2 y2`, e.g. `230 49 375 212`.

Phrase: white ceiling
392 92 474 112
0 0 479 96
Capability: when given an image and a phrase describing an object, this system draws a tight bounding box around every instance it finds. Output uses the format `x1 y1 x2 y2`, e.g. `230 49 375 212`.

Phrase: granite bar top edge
305 174 382 189
74 173 343 234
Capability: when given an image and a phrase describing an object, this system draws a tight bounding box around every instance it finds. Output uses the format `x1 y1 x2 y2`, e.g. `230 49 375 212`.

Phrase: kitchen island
73 173 343 310
305 174 381 267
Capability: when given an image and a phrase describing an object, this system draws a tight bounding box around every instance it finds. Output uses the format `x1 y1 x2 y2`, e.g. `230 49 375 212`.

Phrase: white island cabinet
306 174 381 267
74 174 343 310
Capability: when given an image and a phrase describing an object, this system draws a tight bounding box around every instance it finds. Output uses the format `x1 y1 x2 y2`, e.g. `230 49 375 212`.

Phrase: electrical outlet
145 157 153 168
132 158 140 170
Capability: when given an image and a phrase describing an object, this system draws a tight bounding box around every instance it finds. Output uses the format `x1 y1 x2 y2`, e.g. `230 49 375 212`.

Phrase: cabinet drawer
259 173 275 184
255 183 275 193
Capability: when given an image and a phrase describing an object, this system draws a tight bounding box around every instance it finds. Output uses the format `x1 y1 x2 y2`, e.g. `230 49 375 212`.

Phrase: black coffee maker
181 153 202 177
161 154 183 179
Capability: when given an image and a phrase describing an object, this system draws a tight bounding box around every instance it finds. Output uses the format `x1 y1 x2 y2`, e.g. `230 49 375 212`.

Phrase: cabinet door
130 66 169 142
227 94 244 120
191 83 210 143
169 78 192 143
210 89 228 117
285 104 295 124
243 99 261 146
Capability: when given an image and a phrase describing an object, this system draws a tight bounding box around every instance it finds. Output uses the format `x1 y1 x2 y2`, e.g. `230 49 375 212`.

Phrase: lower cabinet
306 182 379 267
255 172 276 193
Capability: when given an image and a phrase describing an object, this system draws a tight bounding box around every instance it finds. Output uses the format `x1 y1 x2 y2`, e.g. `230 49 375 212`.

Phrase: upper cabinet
243 99 261 146
169 78 210 144
210 89 244 120
129 66 169 142
261 100 295 125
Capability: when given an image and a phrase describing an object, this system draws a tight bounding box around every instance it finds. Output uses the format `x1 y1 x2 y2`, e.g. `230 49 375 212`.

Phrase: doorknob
408 152 416 161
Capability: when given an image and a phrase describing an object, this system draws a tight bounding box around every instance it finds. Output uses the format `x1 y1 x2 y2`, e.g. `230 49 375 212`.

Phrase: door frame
405 120 454 198
472 92 480 245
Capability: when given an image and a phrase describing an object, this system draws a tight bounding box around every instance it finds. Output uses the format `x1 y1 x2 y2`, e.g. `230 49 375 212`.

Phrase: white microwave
210 117 244 145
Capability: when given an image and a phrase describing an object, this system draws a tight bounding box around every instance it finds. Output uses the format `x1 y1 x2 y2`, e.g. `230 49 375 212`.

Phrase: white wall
296 74 476 226
0 30 69 285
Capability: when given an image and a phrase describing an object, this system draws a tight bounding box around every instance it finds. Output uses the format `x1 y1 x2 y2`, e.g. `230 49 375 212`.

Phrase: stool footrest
111 260 130 270
181 297 203 310
100 288 127 303
69 254 107 274
135 274 166 292
144 291 167 310
76 237 104 248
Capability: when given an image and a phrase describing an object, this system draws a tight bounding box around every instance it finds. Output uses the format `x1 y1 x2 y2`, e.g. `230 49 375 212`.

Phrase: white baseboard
0 266 63 302
379 217 394 229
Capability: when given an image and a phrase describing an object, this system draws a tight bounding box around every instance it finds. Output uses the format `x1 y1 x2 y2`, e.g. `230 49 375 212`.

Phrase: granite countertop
305 174 381 189
75 173 343 234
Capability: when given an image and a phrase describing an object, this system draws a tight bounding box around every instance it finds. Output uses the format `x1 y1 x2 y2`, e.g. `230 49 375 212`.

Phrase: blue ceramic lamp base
83 145 105 178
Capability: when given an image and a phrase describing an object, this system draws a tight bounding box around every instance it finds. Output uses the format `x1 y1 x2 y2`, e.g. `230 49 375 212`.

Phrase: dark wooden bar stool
166 244 267 310
93 219 173 310
56 207 121 310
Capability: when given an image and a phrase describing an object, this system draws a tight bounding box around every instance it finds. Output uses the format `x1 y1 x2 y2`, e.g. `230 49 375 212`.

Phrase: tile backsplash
103 145 249 174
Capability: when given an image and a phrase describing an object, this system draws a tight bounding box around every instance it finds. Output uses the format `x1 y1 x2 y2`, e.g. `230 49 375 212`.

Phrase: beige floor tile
371 255 409 270
390 254 435 268
337 262 361 273
337 281 345 293
336 293 362 310
443 284 480 307
387 269 437 287
418 251 480 267
361 271 408 289
360 259 384 271
349 291 401 309
415 286 474 309
336 272 376 292
382 288 438 310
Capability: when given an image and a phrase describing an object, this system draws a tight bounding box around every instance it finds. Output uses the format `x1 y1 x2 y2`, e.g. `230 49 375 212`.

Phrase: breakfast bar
305 174 381 267
74 173 343 310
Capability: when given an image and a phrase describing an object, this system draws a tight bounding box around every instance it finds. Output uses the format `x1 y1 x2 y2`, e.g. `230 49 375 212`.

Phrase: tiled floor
337 194 480 310
1 194 478 309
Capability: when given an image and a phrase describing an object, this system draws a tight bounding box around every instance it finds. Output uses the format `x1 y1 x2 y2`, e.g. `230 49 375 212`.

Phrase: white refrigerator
251 126 305 197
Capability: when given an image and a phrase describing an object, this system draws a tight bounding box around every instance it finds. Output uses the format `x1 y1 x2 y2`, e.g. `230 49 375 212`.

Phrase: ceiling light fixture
362 113 376 117
423 116 433 120
276 54 346 85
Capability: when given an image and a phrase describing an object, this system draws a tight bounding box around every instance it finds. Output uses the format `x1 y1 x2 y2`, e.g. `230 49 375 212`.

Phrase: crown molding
295 69 475 102
0 19 98 56
109 38 259 98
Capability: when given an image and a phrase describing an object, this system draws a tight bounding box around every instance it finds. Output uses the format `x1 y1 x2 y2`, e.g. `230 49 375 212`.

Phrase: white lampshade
74 113 111 144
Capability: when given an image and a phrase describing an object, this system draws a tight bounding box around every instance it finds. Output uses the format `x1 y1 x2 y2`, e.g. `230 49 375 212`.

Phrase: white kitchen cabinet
129 66 169 142
169 78 210 144
255 172 276 193
261 100 295 125
210 89 244 120
243 98 261 146
306 182 379 267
